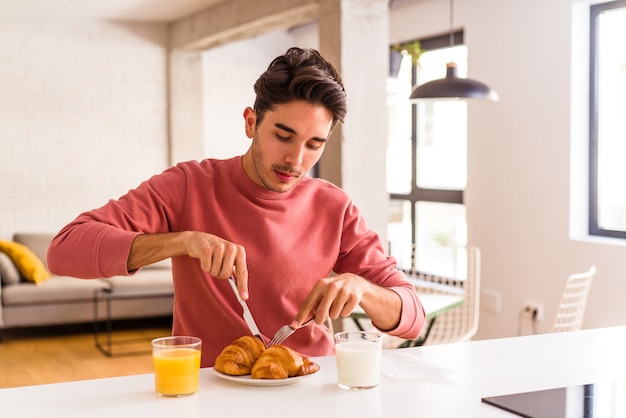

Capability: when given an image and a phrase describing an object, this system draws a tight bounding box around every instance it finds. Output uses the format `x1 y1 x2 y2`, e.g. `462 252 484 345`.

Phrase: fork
267 318 314 347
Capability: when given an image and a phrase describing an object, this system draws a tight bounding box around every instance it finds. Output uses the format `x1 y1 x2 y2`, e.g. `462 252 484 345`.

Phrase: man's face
242 100 333 193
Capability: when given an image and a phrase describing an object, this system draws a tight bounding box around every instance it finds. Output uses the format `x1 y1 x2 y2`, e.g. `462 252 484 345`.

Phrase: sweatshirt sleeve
47 164 189 278
380 285 426 340
335 199 426 340
47 219 141 279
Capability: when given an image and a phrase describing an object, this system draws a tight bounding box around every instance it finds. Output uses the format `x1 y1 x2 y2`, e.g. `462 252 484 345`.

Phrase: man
48 47 425 367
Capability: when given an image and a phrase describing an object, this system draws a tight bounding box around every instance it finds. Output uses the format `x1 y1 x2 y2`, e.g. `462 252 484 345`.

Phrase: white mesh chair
551 266 596 333
381 245 481 348
414 245 481 345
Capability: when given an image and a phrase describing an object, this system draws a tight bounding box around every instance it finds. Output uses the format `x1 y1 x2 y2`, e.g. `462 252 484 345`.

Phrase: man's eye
276 134 291 141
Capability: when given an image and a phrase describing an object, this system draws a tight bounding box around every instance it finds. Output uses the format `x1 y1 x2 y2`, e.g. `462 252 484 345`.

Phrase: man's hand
128 231 249 298
291 273 402 331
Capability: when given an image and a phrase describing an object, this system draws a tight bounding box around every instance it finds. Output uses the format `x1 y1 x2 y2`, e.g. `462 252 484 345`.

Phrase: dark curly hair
253 47 347 127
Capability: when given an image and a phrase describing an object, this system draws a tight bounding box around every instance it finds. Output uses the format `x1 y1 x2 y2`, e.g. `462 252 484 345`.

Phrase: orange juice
153 347 201 396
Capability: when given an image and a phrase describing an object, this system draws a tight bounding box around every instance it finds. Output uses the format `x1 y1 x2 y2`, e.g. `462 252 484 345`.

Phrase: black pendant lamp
409 0 498 102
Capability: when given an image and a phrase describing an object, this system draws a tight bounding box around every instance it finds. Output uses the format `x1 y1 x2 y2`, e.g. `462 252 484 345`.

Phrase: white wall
390 0 626 339
0 18 170 239
202 29 307 160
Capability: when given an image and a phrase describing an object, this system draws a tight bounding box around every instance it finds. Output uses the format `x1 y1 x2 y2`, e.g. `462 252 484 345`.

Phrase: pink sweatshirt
48 156 425 367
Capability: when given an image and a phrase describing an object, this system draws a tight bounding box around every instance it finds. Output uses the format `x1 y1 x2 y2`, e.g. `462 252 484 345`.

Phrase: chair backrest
551 266 596 333
412 245 481 345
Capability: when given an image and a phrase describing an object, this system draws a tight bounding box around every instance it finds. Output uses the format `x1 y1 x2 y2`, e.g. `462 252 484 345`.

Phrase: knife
228 275 266 347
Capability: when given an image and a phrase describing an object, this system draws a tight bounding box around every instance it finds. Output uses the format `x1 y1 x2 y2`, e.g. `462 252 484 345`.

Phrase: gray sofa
0 233 173 338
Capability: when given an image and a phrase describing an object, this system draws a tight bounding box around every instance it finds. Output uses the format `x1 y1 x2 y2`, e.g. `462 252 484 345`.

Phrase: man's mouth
275 170 296 182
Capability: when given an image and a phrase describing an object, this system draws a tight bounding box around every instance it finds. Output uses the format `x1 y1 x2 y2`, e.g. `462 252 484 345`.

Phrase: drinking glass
334 331 382 390
152 336 202 397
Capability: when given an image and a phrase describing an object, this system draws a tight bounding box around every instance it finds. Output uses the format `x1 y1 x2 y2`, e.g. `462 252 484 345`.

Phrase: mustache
271 164 302 177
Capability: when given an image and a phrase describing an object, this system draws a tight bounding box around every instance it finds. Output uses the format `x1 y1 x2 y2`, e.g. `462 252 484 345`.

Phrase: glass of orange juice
152 336 202 397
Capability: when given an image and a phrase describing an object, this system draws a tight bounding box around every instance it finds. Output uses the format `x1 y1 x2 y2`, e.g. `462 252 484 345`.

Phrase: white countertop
3 326 626 417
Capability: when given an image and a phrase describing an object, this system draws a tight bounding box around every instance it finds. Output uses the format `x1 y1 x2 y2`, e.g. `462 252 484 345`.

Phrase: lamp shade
409 62 498 101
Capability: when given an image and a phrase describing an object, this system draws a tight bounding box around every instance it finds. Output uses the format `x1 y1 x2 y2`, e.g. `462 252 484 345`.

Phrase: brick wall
0 18 169 239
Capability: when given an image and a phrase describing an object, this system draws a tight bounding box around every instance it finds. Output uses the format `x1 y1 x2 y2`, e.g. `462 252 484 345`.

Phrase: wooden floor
0 317 172 389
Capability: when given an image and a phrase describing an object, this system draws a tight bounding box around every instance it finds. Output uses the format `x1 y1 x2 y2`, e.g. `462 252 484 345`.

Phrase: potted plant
389 40 423 77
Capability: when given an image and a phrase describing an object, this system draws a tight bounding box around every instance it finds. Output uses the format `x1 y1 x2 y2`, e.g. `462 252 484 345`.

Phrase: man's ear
243 107 256 138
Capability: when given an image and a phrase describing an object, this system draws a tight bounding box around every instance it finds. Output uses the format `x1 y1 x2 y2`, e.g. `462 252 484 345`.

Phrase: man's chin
264 177 299 193
269 183 295 193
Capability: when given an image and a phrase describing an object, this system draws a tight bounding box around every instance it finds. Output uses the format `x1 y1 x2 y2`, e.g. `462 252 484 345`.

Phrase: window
589 0 626 239
387 33 467 277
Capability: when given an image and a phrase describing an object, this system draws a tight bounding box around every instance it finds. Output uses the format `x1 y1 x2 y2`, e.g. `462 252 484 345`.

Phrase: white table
416 292 464 320
351 292 463 321
2 326 626 417
350 292 464 345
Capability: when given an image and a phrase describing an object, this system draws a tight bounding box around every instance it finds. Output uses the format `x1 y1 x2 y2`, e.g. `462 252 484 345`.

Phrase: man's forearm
127 232 189 271
359 283 403 331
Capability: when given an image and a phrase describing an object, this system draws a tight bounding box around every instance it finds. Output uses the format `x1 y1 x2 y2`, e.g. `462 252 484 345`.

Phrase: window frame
589 0 626 239
389 31 465 248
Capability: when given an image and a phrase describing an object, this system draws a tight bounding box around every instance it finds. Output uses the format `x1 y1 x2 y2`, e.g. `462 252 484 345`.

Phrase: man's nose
285 144 304 166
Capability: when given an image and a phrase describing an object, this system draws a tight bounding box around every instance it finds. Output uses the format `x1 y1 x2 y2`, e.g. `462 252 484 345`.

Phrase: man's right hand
128 231 249 299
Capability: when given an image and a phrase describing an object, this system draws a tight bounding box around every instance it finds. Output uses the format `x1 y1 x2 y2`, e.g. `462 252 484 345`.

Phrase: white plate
212 365 321 387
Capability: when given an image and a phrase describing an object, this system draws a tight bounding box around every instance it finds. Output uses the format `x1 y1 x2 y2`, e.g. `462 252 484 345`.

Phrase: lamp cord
449 0 454 47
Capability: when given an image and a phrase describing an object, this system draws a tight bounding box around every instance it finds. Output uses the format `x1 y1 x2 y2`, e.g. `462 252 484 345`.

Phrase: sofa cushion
105 269 174 296
0 240 51 285
144 258 172 270
13 233 54 270
0 251 21 285
2 276 110 305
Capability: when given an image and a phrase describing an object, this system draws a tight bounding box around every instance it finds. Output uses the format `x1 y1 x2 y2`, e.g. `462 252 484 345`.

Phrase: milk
335 340 381 389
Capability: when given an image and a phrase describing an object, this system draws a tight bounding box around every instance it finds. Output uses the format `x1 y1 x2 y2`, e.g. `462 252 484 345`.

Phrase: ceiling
0 0 229 22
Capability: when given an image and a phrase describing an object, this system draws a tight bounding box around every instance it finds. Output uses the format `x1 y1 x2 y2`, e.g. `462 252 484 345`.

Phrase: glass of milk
334 331 382 390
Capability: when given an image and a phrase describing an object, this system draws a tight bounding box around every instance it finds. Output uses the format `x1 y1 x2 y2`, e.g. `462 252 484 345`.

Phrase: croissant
214 336 266 376
251 345 303 379
297 358 321 376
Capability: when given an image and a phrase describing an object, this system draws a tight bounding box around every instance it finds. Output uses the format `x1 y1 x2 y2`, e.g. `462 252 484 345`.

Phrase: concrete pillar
318 0 390 243
169 49 205 164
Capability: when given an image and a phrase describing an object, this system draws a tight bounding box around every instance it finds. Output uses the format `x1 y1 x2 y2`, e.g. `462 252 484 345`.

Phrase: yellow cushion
0 240 51 285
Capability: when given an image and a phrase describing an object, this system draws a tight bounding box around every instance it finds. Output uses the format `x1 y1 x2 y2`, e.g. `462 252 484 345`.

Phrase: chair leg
352 317 366 331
